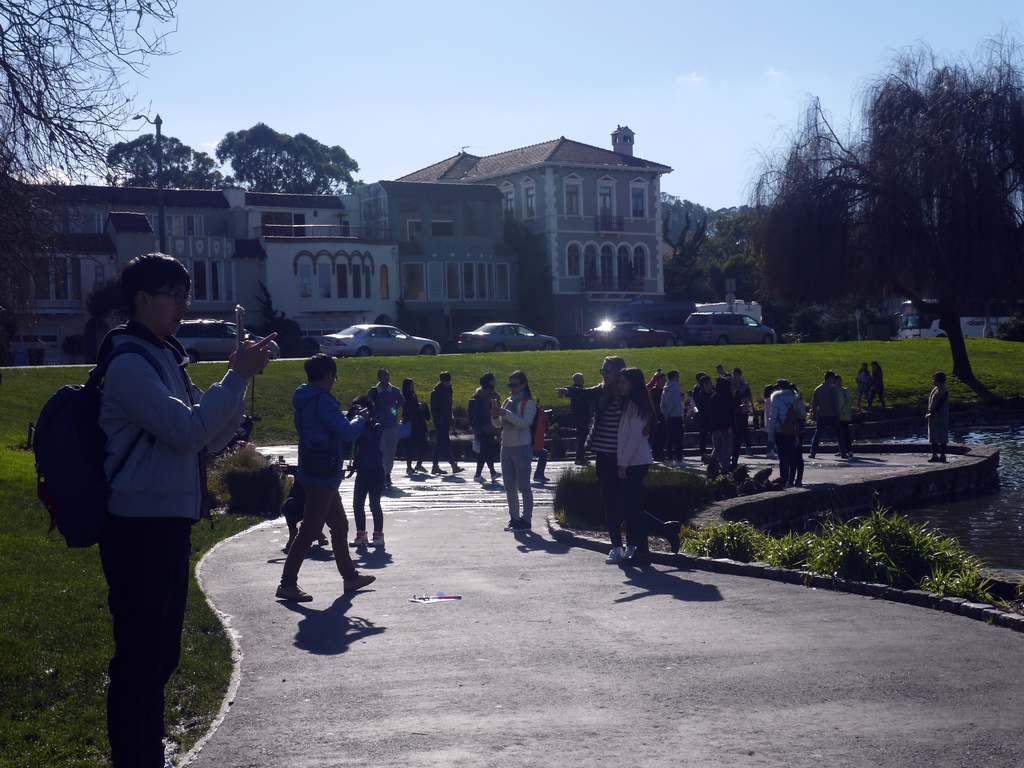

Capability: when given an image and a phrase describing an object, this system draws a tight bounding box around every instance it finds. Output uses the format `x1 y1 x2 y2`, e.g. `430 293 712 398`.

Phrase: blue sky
124 0 1022 210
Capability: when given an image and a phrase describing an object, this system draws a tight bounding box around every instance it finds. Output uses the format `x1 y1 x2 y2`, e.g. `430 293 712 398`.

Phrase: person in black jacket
691 373 713 456
708 375 737 472
568 372 594 465
400 378 430 474
429 371 463 475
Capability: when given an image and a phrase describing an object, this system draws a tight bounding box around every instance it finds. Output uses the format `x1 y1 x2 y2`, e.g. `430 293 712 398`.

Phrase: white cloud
766 67 786 81
677 71 704 86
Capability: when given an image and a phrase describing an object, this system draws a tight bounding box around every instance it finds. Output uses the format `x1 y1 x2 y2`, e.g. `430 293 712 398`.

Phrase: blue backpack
35 343 164 547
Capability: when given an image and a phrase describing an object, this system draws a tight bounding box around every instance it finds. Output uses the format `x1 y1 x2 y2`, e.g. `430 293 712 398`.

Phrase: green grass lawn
0 337 1021 766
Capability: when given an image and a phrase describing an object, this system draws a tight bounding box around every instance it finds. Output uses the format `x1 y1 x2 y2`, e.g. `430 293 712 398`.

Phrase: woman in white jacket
493 370 537 531
608 367 656 566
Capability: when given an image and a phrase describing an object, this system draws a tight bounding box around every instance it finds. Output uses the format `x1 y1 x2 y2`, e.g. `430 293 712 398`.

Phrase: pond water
897 428 1024 572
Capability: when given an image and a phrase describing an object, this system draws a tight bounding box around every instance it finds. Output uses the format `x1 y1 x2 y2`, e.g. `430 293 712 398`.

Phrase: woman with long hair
493 370 536 530
400 378 430 474
611 367 656 566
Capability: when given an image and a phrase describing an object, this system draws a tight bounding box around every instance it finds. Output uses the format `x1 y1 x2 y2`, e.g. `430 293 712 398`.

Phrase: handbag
397 420 413 439
301 447 338 478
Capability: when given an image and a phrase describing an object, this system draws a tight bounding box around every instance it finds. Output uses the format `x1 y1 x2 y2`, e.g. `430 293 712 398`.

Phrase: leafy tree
753 36 1024 394
662 209 714 302
215 123 359 194
84 278 125 360
504 216 554 332
0 0 176 312
105 135 224 189
252 281 302 357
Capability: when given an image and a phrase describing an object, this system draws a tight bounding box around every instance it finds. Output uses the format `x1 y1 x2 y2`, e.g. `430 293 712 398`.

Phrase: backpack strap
98 342 168 485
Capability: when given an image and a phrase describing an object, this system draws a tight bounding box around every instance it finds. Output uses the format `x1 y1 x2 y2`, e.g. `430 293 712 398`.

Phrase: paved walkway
184 453 1024 768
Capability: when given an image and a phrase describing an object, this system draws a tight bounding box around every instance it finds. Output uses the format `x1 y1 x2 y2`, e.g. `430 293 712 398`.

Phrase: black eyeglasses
599 367 615 374
149 290 192 306
508 381 521 388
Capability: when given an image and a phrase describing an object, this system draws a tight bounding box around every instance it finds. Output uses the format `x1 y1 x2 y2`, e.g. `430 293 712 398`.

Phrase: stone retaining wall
701 444 1000 533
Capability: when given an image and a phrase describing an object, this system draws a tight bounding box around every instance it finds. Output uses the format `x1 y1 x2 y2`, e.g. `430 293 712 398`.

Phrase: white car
319 324 440 358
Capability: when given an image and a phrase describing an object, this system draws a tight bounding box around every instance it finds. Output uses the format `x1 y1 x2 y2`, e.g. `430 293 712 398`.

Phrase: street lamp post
134 113 166 252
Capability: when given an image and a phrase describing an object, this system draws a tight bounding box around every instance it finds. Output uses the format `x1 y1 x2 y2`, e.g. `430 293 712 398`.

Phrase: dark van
612 301 696 340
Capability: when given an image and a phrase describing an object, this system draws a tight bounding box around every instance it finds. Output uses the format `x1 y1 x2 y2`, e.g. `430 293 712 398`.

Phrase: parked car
457 322 560 353
680 312 777 346
175 319 281 363
319 324 440 358
583 321 677 349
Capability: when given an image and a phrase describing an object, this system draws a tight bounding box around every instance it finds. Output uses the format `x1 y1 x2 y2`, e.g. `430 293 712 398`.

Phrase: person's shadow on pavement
616 567 723 605
283 597 386 656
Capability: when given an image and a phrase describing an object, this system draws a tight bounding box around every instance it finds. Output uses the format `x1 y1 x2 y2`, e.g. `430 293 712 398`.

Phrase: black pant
100 515 192 768
432 424 454 464
664 416 684 461
353 465 385 533
618 464 650 553
595 453 622 547
475 432 498 475
732 412 751 466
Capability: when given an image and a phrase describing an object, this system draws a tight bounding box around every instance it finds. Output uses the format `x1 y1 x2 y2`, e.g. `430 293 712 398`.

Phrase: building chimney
611 125 635 157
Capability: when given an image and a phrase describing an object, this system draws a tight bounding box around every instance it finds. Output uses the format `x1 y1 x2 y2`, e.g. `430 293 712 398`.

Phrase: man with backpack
97 253 274 768
367 368 405 489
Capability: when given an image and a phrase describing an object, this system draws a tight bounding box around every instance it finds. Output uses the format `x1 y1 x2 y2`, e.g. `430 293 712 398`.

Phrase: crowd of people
278 355 906 580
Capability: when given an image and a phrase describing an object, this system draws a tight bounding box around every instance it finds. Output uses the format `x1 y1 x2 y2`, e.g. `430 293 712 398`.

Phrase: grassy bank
1 337 1021 765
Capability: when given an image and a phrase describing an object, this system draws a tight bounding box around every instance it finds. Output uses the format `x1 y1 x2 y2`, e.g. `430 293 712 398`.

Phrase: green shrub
210 446 287 515
682 520 769 561
552 466 711 530
681 507 997 604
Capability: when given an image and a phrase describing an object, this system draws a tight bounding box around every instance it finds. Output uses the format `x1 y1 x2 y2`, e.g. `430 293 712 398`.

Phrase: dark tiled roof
42 185 230 209
107 211 154 233
399 138 672 182
244 192 345 210
55 233 116 255
234 239 267 260
376 180 501 201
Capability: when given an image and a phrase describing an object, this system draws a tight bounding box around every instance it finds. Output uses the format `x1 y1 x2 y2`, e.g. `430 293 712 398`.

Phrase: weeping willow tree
753 35 1024 394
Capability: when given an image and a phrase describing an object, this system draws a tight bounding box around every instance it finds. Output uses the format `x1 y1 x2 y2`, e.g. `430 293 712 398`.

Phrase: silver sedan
457 322 560 352
319 325 440 358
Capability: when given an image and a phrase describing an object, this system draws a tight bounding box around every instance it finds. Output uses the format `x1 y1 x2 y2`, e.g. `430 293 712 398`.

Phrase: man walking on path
278 354 376 602
368 368 405 489
810 371 850 459
429 371 463 475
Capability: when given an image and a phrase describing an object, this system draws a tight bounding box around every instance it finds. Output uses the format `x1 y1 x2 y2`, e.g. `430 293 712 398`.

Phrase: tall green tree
753 36 1024 393
215 123 359 194
105 135 224 189
662 209 713 302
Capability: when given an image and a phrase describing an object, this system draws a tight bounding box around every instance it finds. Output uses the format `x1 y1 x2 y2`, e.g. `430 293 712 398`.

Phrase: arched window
584 244 598 279
336 253 349 298
351 258 362 299
380 264 389 299
633 245 648 278
567 243 581 277
600 245 614 287
617 245 632 284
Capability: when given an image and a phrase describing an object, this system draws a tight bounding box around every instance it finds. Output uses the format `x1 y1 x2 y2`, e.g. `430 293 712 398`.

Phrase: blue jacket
293 383 365 487
354 421 385 472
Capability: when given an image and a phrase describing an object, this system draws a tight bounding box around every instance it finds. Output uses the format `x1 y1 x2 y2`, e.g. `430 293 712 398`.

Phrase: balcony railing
256 224 391 240
583 275 646 292
595 214 624 232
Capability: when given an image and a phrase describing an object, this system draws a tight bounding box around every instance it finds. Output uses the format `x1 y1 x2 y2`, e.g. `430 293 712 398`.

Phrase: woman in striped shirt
557 356 626 560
